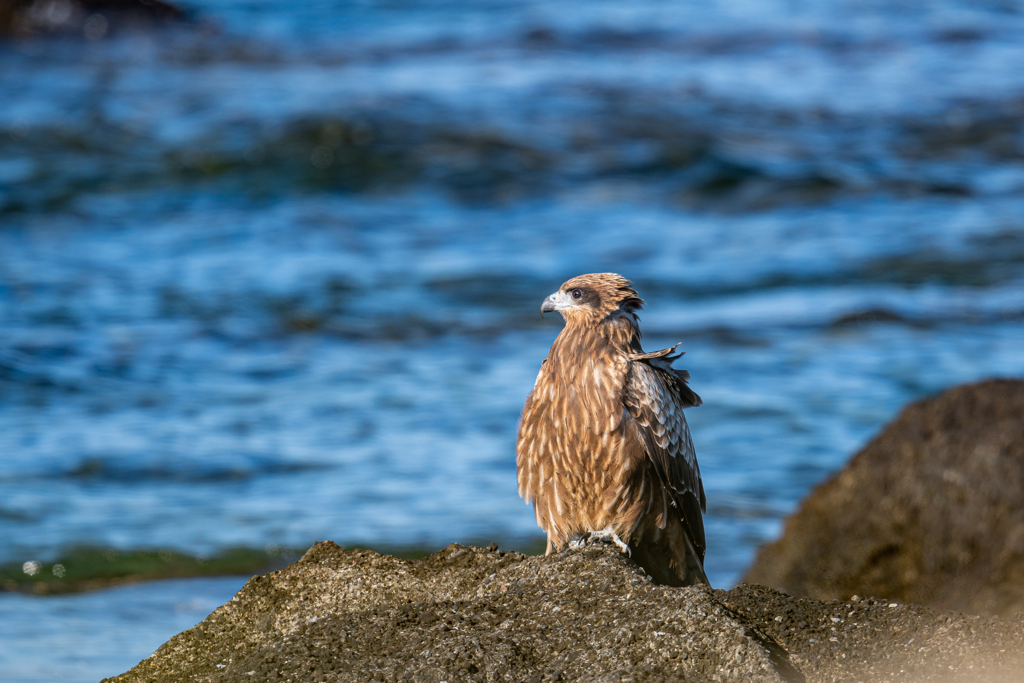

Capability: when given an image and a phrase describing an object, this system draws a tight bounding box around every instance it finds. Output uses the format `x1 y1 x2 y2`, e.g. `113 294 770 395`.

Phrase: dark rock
0 0 188 38
828 307 906 328
745 379 1024 617
105 541 1023 682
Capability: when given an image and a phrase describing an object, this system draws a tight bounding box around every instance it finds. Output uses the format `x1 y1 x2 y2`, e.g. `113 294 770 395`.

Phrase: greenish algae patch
0 537 548 595
0 547 301 595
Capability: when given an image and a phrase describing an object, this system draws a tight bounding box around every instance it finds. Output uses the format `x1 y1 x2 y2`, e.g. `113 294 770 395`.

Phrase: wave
4 91 1024 214
46 454 334 484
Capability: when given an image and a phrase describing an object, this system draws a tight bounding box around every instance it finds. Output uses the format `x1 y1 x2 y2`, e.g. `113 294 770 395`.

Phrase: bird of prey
516 273 709 587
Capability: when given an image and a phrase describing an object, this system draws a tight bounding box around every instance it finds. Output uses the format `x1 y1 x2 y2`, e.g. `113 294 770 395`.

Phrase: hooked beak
540 290 564 317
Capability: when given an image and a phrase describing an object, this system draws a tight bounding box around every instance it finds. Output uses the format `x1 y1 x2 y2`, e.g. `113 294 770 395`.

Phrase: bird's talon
574 528 631 557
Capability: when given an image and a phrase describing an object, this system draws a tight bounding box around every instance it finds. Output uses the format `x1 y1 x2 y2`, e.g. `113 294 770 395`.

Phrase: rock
105 541 1024 683
745 379 1024 617
0 0 188 38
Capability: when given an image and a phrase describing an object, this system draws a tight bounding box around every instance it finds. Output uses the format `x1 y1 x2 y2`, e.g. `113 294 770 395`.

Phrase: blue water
0 576 248 683
3 0 1024 679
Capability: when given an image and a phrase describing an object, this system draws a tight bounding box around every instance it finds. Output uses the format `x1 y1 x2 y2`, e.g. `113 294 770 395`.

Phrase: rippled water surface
0 576 248 683
3 0 1024 679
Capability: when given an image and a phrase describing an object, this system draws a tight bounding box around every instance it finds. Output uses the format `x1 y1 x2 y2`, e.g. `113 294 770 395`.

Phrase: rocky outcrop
0 0 187 38
745 379 1024 617
106 541 1023 683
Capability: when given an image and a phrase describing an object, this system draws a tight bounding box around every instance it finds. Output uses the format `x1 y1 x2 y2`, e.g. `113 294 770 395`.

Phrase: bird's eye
571 289 583 300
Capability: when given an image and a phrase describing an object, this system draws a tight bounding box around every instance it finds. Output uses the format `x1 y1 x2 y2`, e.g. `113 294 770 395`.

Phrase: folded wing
623 349 707 571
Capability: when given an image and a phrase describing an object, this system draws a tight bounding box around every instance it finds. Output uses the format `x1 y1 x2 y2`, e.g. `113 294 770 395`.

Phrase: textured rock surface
107 541 1024 683
745 379 1024 617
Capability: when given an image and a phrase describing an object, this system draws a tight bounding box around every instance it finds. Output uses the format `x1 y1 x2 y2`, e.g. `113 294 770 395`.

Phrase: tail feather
631 522 710 588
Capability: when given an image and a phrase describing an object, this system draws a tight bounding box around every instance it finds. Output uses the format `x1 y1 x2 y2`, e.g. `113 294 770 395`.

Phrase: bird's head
540 273 644 325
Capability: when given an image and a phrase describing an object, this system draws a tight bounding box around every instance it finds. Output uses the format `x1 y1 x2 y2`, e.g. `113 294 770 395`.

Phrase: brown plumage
516 273 709 587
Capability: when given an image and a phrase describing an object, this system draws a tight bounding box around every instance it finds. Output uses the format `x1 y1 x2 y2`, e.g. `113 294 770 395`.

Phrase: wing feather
622 351 706 559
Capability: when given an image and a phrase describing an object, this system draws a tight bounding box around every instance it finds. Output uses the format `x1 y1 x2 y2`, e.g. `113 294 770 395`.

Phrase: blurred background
2 0 1024 680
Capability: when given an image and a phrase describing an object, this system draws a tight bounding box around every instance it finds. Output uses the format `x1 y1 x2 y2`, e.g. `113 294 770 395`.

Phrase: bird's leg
578 526 631 557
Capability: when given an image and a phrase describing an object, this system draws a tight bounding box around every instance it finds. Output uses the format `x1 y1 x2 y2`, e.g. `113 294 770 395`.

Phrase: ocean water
0 576 248 683
2 0 1024 679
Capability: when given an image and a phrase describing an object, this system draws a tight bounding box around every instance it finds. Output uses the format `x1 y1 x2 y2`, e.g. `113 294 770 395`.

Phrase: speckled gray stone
106 542 1024 683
